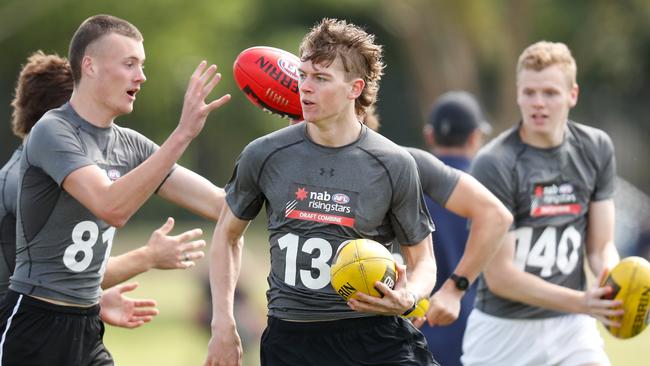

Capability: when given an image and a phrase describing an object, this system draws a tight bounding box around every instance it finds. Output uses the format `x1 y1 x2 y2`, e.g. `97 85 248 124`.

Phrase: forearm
403 236 437 300
158 166 225 222
101 132 194 221
101 248 152 289
210 230 244 330
452 208 511 283
587 242 620 277
485 264 586 314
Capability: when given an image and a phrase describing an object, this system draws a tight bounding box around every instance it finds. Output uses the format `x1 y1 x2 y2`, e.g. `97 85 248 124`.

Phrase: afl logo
332 193 350 204
278 58 299 81
106 169 121 181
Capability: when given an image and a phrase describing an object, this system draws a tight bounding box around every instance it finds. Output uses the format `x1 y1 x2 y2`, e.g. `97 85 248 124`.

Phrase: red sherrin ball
233 46 303 120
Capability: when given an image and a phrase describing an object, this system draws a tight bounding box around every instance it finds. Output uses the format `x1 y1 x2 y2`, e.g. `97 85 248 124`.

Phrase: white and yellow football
600 256 650 339
330 239 396 301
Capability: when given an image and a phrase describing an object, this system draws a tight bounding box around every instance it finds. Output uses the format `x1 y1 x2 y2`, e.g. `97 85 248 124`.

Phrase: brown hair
11 51 73 138
299 18 384 117
68 14 143 84
517 41 577 86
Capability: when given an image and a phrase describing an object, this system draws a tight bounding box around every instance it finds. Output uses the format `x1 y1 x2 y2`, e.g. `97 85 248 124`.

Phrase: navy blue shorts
0 290 113 366
261 315 438 366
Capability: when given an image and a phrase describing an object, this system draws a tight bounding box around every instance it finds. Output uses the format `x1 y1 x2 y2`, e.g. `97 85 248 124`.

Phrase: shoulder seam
257 139 304 185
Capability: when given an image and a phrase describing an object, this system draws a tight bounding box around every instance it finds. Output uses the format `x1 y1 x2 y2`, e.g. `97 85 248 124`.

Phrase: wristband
401 291 418 316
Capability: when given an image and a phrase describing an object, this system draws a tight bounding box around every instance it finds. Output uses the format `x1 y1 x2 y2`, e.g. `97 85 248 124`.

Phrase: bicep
445 173 499 218
400 235 434 267
586 199 615 253
214 203 250 242
62 165 113 214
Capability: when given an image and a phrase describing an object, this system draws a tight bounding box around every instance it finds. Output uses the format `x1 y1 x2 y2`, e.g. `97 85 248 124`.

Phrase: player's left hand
426 281 462 326
347 263 416 315
100 282 159 329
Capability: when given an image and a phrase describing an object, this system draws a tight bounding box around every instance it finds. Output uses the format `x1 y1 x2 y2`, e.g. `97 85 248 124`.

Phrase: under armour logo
319 168 335 177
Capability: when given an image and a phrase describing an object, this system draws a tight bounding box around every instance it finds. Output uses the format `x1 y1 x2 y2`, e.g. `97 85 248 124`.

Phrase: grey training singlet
0 146 22 297
470 121 616 318
225 123 434 321
11 103 158 305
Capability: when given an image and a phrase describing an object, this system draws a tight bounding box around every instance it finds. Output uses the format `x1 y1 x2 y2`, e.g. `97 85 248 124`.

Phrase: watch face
452 274 469 290
456 277 469 290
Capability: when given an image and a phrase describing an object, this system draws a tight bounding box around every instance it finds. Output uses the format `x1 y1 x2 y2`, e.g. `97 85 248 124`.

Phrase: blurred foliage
1 0 649 224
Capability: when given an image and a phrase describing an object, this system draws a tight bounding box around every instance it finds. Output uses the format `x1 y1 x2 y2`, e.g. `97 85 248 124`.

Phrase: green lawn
104 222 648 366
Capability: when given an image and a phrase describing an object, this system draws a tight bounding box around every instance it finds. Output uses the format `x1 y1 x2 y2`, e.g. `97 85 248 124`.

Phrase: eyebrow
124 56 145 63
297 68 332 77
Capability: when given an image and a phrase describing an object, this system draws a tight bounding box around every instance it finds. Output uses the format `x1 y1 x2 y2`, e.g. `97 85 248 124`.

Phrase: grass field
104 221 649 366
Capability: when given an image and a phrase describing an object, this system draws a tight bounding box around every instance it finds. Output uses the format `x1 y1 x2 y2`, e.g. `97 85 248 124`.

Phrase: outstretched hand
100 282 159 329
146 217 206 270
177 61 231 140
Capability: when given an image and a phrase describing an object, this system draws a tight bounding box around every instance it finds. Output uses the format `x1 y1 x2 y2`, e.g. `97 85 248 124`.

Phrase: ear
423 124 435 148
348 78 365 100
81 55 96 79
568 83 579 108
467 129 484 156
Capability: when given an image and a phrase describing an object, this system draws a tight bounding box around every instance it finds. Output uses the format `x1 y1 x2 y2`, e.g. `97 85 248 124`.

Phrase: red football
233 46 303 120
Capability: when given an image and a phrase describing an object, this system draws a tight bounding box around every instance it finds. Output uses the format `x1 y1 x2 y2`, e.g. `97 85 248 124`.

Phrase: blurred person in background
417 91 493 365
463 41 621 366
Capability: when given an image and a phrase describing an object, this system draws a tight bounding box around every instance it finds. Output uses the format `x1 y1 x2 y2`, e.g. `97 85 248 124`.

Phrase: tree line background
1 0 648 236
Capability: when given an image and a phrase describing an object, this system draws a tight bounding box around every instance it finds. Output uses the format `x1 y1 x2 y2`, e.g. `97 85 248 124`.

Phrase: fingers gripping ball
600 256 650 339
402 298 430 319
330 239 397 301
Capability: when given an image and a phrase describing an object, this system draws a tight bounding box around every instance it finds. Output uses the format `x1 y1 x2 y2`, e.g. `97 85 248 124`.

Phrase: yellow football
331 239 397 301
402 298 430 319
600 256 650 339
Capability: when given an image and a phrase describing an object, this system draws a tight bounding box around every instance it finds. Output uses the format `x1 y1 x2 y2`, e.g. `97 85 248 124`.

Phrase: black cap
428 91 492 147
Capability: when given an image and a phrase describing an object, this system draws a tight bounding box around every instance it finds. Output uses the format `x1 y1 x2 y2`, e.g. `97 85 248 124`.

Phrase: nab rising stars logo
105 169 121 181
285 184 357 227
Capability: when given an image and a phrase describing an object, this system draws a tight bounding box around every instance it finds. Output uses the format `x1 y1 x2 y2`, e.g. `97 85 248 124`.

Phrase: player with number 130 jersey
226 122 433 320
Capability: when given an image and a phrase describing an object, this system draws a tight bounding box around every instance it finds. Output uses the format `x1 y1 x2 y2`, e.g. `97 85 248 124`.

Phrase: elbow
98 207 131 228
490 203 513 232
483 269 510 298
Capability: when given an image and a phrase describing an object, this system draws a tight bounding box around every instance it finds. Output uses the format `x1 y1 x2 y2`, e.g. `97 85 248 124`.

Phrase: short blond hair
299 18 384 117
517 41 577 86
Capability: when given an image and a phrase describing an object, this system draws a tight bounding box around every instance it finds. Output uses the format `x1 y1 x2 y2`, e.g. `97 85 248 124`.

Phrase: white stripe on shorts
0 294 23 366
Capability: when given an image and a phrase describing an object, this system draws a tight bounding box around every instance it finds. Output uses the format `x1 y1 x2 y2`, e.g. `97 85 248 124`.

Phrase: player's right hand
145 217 206 270
581 268 624 327
204 326 243 366
177 61 231 141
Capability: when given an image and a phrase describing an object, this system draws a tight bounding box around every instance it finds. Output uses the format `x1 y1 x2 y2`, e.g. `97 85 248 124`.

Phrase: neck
519 123 566 149
306 111 361 147
69 85 115 128
431 146 472 158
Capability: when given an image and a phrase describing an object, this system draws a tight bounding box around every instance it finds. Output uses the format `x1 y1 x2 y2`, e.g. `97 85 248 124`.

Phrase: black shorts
260 315 439 366
0 290 113 366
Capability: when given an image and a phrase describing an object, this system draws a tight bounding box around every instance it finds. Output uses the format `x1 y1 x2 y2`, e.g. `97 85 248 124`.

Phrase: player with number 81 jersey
470 121 615 318
11 104 162 305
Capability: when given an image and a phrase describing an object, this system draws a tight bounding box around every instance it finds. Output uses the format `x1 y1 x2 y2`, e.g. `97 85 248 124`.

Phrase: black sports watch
450 273 470 291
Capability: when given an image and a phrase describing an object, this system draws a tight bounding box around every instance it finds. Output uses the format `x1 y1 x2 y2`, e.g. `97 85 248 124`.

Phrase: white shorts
462 309 610 366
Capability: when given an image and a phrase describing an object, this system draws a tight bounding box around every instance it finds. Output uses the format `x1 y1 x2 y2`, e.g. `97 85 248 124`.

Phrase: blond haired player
463 41 623 366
